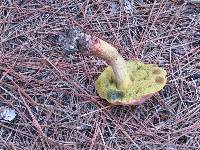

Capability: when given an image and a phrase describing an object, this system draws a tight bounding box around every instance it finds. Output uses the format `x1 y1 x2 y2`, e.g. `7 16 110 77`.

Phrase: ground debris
0 107 16 121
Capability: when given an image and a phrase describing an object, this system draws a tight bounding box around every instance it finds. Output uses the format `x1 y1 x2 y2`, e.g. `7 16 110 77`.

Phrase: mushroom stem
89 37 131 91
61 28 131 91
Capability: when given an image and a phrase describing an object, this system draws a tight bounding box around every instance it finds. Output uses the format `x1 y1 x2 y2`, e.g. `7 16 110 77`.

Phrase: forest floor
0 0 200 150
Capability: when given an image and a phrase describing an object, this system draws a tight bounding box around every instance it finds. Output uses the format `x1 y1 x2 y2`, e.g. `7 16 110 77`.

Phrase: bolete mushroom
60 28 167 105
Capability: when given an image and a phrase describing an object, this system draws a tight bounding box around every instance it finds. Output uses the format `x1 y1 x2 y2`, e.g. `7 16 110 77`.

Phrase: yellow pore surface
95 60 167 104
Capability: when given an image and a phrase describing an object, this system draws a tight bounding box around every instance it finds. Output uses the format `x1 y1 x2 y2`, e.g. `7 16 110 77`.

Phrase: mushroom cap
95 60 167 105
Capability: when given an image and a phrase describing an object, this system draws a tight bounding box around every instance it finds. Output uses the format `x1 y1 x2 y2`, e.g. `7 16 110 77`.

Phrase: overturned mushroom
59 28 167 105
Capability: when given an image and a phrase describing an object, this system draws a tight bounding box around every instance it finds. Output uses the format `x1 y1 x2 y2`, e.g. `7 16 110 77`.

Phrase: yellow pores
95 61 167 105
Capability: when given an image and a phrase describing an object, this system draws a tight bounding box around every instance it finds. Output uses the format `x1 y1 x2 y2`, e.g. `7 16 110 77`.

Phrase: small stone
69 45 75 49
0 107 16 121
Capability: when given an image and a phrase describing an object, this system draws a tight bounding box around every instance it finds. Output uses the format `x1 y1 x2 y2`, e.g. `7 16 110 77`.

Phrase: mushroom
60 28 167 105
